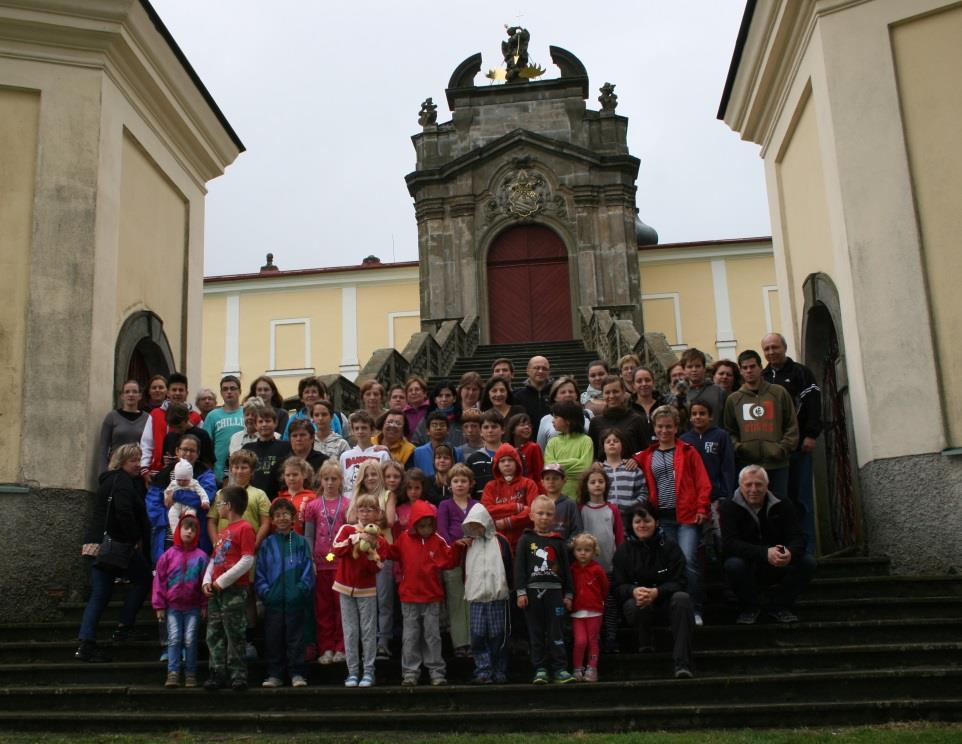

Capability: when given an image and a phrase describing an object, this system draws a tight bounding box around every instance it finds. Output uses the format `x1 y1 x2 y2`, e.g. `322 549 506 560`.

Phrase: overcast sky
150 0 769 277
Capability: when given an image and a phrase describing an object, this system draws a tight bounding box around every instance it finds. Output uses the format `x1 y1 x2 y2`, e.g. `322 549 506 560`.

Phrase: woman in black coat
76 443 152 662
612 504 695 678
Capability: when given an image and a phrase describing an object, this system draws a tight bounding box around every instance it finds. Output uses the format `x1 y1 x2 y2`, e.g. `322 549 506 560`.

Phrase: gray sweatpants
376 559 395 647
401 601 446 681
339 593 377 678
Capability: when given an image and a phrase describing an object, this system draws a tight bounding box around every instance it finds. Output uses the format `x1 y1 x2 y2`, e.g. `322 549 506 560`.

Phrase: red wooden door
487 225 572 343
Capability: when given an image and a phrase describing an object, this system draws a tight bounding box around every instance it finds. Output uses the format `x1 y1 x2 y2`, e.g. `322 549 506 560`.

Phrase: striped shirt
651 448 677 510
602 461 648 513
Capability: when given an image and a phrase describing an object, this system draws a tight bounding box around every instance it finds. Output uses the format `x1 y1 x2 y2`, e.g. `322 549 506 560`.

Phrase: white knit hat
173 458 194 481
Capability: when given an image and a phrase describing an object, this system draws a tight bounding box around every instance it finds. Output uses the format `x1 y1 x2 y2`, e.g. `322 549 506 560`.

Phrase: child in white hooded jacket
461 503 512 684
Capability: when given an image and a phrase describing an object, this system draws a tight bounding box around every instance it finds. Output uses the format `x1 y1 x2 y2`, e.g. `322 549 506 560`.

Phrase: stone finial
361 255 381 266
260 252 279 273
599 82 618 113
418 97 438 127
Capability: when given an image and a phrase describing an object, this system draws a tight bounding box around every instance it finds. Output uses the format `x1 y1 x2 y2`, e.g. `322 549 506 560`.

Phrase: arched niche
114 310 175 400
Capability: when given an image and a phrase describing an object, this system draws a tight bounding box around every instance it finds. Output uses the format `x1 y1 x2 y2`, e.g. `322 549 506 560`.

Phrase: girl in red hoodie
480 444 540 553
570 532 610 682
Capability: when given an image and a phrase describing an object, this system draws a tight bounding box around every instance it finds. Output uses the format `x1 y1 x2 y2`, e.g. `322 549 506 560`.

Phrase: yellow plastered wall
726 255 779 353
356 281 420 365
0 88 40 482
201 294 226 388
892 6 962 447
117 132 188 363
640 260 717 353
775 92 836 325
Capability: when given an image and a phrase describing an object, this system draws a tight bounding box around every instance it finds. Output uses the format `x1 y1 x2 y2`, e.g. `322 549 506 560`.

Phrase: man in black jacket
762 333 822 555
719 465 816 625
512 355 553 423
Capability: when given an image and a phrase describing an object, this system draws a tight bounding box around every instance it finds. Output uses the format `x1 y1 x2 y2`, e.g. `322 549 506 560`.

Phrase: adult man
139 372 202 477
680 348 727 428
203 375 245 483
723 350 798 500
491 357 514 383
194 389 218 421
719 465 816 624
761 333 822 555
513 355 553 422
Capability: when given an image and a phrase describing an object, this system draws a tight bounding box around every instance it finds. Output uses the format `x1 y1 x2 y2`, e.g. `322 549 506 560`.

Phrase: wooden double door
487 225 573 344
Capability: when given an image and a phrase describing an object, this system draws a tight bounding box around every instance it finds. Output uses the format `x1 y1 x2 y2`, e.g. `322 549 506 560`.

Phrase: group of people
79 332 819 689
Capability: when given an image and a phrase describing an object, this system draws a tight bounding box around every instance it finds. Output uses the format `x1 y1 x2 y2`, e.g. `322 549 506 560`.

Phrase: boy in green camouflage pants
203 485 256 691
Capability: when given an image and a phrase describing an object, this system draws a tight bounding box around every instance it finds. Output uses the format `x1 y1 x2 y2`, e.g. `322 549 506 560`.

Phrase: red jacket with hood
385 500 462 603
635 439 712 525
480 444 540 551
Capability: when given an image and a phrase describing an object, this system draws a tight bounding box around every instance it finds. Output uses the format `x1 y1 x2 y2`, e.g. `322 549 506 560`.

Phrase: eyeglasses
357 506 378 512
214 501 228 508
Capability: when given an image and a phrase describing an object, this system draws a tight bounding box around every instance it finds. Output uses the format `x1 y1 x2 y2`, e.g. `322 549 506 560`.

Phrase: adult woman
403 375 430 435
618 354 641 397
245 375 289 435
98 380 149 473
631 366 668 435
311 399 350 461
635 405 711 626
359 379 387 420
711 359 742 394
536 376 592 450
373 410 415 467
457 371 483 412
145 433 216 561
612 505 695 677
412 380 463 446
480 376 525 422
587 376 652 460
76 443 152 662
387 385 407 413
144 375 168 411
288 419 327 473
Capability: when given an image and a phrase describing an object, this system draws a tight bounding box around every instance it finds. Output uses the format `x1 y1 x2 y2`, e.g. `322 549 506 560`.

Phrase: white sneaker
261 677 283 688
358 674 375 688
291 675 307 688
694 613 704 627
332 651 346 663
318 650 334 665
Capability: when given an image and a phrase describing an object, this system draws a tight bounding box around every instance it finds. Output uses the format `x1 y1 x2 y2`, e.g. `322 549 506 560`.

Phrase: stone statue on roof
502 26 530 82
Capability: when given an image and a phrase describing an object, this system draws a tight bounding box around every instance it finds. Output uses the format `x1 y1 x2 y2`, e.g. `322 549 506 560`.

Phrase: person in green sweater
544 401 595 501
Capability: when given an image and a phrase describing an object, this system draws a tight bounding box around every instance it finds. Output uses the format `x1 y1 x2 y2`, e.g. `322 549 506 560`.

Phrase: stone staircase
2 557 962 733
442 340 603 387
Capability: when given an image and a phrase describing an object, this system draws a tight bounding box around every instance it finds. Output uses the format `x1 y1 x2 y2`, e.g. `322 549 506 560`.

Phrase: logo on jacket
742 401 774 422
531 543 557 576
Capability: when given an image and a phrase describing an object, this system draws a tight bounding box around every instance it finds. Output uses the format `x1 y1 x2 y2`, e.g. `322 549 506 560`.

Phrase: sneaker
332 651 347 664
736 610 759 625
344 675 359 688
203 675 227 692
244 642 258 661
291 675 308 688
694 612 704 627
318 650 334 665
261 677 283 688
74 641 111 663
164 671 180 688
231 678 248 692
532 669 549 685
768 608 799 624
572 667 584 682
584 666 599 683
359 674 375 688
184 674 197 688
674 666 693 679
430 677 447 686
401 676 418 687
375 645 391 660
553 670 575 684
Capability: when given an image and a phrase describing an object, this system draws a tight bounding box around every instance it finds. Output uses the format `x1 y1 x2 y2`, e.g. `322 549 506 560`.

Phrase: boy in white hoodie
461 503 513 684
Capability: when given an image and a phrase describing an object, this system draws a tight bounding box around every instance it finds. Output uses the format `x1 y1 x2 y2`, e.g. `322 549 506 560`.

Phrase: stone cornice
405 128 640 195
719 0 868 153
0 0 243 185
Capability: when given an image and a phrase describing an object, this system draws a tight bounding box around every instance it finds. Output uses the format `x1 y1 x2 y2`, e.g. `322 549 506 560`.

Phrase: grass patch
3 723 962 744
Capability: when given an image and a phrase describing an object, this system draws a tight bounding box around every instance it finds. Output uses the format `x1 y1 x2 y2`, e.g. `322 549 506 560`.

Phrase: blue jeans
78 552 151 642
263 607 307 680
788 450 816 555
658 521 702 612
166 608 201 674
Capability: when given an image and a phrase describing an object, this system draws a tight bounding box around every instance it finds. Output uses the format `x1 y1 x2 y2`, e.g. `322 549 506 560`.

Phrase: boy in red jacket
481 444 539 553
386 500 463 686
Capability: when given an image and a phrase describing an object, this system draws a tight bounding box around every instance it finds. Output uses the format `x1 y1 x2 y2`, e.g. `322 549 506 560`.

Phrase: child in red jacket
570 532 610 683
385 500 463 686
481 443 539 552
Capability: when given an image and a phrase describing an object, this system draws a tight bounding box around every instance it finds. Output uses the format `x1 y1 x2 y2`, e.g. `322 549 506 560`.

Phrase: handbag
93 479 135 575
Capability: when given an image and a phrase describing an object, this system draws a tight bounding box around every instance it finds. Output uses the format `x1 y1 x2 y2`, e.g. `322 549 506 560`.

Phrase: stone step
7 641 962 686
810 556 890 578
2 695 961 733
12 616 962 661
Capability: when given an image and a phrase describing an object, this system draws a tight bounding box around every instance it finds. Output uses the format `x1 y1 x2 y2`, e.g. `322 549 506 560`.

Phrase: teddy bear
352 523 383 568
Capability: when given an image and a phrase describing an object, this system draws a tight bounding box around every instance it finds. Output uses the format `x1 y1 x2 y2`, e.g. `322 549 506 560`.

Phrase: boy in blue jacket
255 498 315 688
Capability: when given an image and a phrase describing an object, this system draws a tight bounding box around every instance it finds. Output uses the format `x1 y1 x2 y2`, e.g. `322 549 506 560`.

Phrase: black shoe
203 675 227 692
74 641 111 663
231 679 248 692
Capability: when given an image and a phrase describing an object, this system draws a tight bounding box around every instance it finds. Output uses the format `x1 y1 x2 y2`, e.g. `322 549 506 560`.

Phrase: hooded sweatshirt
461 503 511 603
723 381 799 470
385 500 462 603
254 525 315 611
480 444 540 551
152 513 209 612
